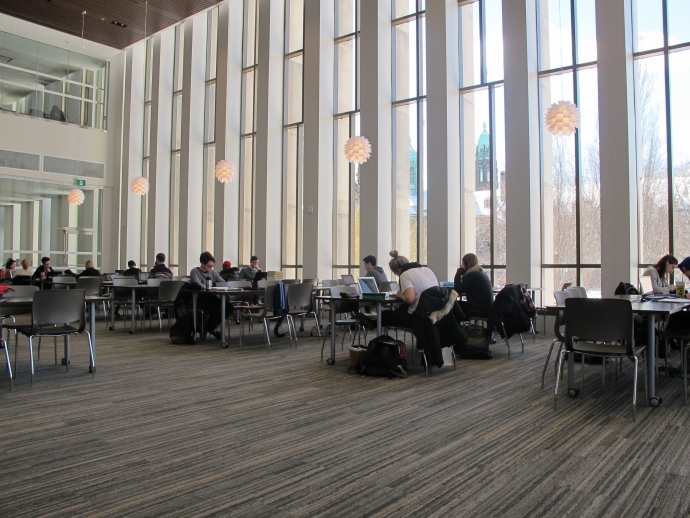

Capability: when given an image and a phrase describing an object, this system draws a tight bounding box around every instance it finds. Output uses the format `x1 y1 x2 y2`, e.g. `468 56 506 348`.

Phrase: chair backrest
287 283 313 309
146 278 166 287
568 286 587 298
303 278 318 286
639 276 653 294
553 290 571 305
76 276 102 295
257 280 278 288
561 282 573 290
322 279 340 287
113 278 139 287
263 284 276 312
282 279 301 285
379 281 399 292
565 287 582 298
52 276 76 285
565 298 633 354
32 289 86 333
226 280 252 289
158 280 185 302
4 286 39 297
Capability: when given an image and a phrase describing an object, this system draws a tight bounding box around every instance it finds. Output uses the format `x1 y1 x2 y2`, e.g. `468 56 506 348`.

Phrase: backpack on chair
357 335 408 379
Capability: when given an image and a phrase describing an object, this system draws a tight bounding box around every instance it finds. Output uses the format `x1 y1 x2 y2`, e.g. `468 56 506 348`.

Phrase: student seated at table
189 252 227 340
220 260 241 281
31 257 57 282
5 258 16 271
357 251 440 351
362 255 388 287
78 260 101 278
149 253 173 279
240 256 261 281
453 253 494 319
123 260 142 277
14 258 34 277
643 254 678 294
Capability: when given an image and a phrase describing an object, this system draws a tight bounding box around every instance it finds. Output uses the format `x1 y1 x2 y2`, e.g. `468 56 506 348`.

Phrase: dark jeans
197 294 222 332
381 304 415 328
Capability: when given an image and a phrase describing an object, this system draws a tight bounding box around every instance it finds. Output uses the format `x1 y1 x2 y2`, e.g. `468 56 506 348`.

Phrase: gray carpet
2 319 690 517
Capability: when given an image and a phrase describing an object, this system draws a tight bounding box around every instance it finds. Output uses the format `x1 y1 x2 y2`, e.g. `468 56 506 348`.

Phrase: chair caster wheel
129 329 134 334
61 358 70 366
221 342 229 349
649 397 662 407
109 326 114 331
299 327 304 332
567 388 579 398
89 365 95 373
326 358 335 365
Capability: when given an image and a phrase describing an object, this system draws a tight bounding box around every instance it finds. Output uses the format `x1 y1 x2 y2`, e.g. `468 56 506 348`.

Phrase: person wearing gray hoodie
362 255 388 287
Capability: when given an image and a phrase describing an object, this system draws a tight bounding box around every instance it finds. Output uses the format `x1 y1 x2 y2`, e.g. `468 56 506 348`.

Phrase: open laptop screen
341 274 355 285
358 277 379 294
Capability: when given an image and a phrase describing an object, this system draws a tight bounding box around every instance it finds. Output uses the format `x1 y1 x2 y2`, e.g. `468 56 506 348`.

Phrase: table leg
130 288 136 334
192 292 197 344
648 314 661 407
567 351 577 396
327 302 336 365
221 295 228 348
90 301 96 373
110 296 115 330
376 303 382 336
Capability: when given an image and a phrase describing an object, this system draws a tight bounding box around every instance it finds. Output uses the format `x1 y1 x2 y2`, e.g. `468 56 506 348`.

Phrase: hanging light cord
81 10 86 47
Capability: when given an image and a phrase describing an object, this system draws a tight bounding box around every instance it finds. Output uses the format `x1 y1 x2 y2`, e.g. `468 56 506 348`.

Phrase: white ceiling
0 12 121 62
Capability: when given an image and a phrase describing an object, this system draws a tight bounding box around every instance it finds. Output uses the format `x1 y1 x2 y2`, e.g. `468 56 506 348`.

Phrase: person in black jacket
123 260 142 278
78 260 101 278
453 253 493 319
149 253 174 279
31 257 57 281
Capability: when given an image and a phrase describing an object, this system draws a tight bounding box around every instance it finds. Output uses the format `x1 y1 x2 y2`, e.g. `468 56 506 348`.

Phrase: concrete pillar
597 0 638 296
214 0 244 262
503 0 542 288
426 0 461 282
178 15 208 274
302 0 335 280
359 0 393 275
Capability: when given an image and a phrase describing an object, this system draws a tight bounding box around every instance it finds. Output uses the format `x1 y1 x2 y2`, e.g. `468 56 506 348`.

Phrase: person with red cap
220 260 240 281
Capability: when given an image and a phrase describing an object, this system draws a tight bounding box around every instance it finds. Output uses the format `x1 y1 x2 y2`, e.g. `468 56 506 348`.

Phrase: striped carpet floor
2 317 690 517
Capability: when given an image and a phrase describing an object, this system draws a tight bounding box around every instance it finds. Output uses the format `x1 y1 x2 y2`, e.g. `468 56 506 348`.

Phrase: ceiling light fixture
344 136 372 165
215 160 236 183
111 21 127 28
131 176 149 195
68 189 85 205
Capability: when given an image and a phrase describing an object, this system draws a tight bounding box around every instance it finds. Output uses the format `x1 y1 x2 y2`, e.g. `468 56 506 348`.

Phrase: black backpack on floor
456 324 492 360
357 335 408 379
170 314 195 345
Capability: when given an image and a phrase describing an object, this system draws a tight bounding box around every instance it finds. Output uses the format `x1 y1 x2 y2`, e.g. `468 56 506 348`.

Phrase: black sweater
453 268 494 318
78 268 101 278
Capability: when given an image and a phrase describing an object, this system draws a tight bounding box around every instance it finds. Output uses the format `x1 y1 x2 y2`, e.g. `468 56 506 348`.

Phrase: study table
0 293 112 377
314 294 402 365
549 295 690 407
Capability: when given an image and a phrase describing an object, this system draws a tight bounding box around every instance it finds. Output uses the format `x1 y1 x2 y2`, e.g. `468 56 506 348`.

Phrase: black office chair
554 298 647 421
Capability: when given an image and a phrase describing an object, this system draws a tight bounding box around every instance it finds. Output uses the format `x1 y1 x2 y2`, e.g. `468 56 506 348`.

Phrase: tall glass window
141 38 153 268
633 0 690 274
240 0 259 265
538 0 601 294
169 24 184 270
202 8 218 252
392 0 427 264
334 0 361 278
459 0 505 285
283 0 305 279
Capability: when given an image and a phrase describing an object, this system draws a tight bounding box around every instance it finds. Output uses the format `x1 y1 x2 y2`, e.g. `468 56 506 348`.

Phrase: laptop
358 277 379 294
341 274 355 285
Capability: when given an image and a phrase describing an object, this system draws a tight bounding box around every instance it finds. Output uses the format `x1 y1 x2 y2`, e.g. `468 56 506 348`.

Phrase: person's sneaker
274 327 286 338
356 313 377 331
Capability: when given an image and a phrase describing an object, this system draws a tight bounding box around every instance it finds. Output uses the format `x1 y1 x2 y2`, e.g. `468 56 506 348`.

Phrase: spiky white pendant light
131 176 150 196
343 136 372 165
68 189 85 205
215 160 236 183
545 100 581 137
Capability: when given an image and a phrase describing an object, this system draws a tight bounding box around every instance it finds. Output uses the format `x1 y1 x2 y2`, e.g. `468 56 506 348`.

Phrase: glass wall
0 178 102 270
333 0 361 278
459 0 506 285
240 0 259 266
282 0 305 279
0 31 108 130
392 0 427 264
202 8 219 252
633 0 690 274
141 38 153 269
169 24 184 269
538 0 601 295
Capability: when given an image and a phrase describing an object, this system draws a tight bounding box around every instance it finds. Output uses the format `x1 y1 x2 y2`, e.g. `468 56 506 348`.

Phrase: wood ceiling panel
0 0 223 50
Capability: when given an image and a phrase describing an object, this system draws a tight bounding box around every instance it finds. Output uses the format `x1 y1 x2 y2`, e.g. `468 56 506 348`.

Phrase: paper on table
656 297 690 303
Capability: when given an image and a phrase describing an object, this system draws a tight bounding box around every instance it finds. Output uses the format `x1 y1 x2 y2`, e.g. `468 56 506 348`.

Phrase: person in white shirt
643 254 677 294
14 258 34 277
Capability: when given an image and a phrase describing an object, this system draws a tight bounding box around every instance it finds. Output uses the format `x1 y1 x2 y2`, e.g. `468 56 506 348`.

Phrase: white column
120 44 146 267
597 0 638 295
302 0 335 280
426 0 461 281
503 0 541 288
359 0 393 274
178 15 208 274
214 0 243 262
254 0 285 271
148 29 175 264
